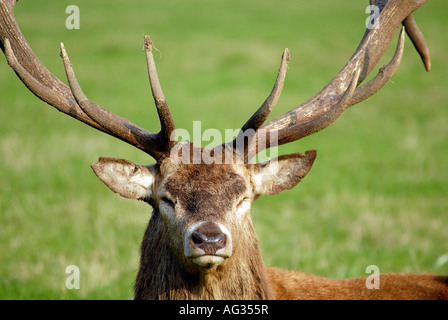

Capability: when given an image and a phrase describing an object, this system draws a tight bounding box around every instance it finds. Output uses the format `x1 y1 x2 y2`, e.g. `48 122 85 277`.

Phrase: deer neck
134 209 272 300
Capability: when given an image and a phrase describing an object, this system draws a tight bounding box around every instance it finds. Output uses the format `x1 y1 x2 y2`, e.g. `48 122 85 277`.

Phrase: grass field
0 0 447 299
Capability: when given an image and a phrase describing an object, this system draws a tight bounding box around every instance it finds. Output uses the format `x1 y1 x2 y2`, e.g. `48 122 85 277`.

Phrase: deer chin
191 255 226 268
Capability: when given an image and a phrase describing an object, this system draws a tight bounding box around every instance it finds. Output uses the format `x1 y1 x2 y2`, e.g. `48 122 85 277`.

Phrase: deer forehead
159 161 250 210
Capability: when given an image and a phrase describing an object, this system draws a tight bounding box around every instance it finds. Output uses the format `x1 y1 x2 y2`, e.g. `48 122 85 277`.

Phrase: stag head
91 148 316 271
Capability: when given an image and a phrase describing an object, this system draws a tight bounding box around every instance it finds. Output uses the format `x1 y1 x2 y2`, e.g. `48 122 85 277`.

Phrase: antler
0 0 430 163
225 0 430 160
0 0 174 160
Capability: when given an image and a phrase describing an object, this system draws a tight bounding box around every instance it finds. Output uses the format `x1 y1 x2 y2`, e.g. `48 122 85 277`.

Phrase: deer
1 0 447 300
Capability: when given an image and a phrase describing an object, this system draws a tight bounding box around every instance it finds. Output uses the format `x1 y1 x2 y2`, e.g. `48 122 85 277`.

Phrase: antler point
144 35 153 52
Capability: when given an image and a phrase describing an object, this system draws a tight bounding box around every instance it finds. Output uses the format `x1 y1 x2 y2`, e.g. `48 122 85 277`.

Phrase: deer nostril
192 232 207 246
191 230 227 254
214 234 226 248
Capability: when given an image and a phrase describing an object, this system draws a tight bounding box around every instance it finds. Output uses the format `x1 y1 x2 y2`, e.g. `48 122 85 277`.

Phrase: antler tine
256 26 404 150
349 26 405 107
0 0 106 133
403 13 430 72
372 0 430 72
3 38 80 119
254 0 428 154
144 36 176 147
0 0 175 160
60 43 167 159
240 48 290 133
229 48 289 161
255 66 362 152
371 0 430 71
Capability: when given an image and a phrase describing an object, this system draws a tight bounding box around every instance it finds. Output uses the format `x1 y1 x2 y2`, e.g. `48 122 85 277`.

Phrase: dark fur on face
135 159 271 299
164 163 248 221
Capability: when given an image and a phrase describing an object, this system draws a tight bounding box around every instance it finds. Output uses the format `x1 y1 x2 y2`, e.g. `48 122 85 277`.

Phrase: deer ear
91 157 156 200
250 150 316 195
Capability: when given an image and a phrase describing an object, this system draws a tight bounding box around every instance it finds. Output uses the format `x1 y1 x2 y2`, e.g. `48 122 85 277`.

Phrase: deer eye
160 197 175 210
236 197 251 212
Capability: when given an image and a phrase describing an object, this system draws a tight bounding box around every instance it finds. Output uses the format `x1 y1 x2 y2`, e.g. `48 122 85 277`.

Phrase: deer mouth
191 254 227 267
187 244 232 268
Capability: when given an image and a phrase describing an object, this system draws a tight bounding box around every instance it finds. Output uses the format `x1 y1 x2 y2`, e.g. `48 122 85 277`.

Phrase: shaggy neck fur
134 209 272 300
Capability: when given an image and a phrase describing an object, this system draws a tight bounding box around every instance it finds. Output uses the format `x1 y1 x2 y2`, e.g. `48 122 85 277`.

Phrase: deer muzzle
184 221 232 267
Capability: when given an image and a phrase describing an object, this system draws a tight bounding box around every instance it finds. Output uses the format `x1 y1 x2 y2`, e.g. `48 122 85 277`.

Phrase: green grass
0 0 447 299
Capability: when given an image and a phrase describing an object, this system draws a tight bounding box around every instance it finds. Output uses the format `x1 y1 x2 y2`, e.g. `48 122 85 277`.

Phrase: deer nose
185 221 232 267
192 231 226 255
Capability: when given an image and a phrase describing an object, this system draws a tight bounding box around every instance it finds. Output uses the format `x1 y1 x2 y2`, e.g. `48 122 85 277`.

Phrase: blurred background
0 0 446 299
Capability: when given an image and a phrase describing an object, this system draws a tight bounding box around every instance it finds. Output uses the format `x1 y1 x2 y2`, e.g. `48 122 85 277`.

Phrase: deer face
157 158 249 269
91 145 316 271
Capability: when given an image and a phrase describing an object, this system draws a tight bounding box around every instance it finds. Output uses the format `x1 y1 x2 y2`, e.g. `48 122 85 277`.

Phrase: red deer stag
1 0 447 299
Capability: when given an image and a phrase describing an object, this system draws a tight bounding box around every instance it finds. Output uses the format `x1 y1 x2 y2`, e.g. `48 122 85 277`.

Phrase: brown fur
135 157 274 299
265 267 448 300
135 208 272 299
129 155 448 300
135 204 448 300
